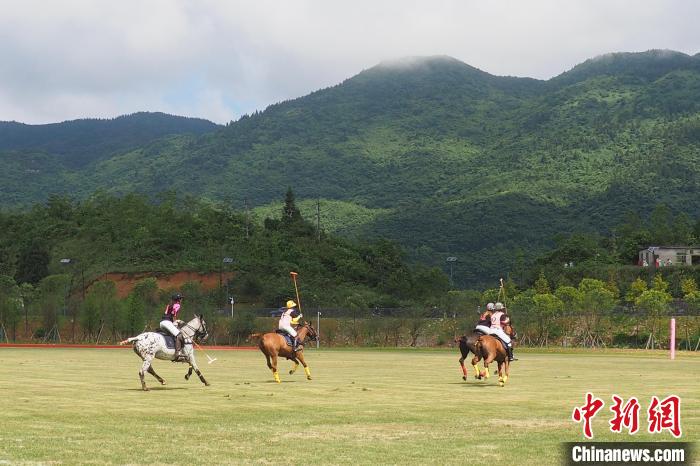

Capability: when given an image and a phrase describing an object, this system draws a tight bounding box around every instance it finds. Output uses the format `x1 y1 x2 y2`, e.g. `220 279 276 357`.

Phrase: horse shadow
125 386 189 391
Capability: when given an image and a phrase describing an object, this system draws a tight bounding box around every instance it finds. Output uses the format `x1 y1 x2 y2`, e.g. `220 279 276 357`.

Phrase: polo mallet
499 277 508 314
194 340 217 364
290 271 302 311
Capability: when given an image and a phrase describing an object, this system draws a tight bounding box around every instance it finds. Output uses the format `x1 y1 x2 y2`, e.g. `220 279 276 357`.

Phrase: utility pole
316 198 321 242
446 256 457 288
244 198 250 239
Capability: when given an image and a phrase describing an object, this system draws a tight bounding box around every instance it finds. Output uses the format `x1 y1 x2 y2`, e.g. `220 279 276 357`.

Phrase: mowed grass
0 347 698 465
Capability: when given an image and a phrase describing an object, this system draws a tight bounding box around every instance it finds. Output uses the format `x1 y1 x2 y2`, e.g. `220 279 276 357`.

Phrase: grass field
0 347 698 465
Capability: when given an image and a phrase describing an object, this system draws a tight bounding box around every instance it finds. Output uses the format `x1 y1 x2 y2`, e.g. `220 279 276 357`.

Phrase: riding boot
507 344 517 362
174 333 185 361
292 337 299 353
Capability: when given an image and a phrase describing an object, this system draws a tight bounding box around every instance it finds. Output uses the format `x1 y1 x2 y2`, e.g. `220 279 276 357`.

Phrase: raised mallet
290 271 302 311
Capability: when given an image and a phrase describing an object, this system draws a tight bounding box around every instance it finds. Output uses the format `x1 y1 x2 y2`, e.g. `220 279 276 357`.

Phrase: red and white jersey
491 311 504 329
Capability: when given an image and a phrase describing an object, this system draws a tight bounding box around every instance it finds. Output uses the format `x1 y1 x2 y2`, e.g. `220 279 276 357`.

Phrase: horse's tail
457 336 469 358
118 333 147 346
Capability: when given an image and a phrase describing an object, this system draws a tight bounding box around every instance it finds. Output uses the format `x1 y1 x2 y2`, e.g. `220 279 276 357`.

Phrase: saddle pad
161 334 176 349
275 330 294 347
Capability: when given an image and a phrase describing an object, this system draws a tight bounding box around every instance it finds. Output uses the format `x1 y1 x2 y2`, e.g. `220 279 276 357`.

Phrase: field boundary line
0 343 257 350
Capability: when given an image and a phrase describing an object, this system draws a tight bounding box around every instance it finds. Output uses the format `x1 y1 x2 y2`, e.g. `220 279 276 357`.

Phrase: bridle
299 322 318 342
181 317 209 343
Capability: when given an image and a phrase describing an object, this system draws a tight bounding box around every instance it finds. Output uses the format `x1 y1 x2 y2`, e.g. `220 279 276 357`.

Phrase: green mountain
2 51 700 286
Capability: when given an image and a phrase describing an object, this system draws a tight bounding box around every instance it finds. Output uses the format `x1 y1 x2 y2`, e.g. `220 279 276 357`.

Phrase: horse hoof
499 382 505 387
160 381 166 385
205 382 211 387
462 376 467 381
289 370 294 375
142 387 150 391
306 376 312 381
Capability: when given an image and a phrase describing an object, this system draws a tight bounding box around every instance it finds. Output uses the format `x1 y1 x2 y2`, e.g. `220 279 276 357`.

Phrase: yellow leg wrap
273 371 280 383
304 366 311 379
472 365 480 377
484 369 490 379
503 375 508 384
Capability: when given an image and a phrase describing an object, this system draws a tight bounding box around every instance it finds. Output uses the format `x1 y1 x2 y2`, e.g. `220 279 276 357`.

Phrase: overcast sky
1 0 698 124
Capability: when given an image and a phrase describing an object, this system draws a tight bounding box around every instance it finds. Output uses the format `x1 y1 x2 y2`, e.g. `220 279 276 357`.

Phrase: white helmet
495 302 504 310
486 302 495 311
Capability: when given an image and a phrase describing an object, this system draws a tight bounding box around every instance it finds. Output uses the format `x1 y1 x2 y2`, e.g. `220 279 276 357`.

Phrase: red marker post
670 318 676 360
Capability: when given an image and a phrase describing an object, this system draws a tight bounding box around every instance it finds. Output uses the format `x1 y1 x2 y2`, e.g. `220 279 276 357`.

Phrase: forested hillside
2 51 700 285
0 192 447 309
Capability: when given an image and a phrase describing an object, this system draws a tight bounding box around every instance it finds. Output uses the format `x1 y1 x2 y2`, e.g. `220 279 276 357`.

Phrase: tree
15 240 50 285
283 187 302 222
36 274 72 341
406 308 429 347
123 294 145 337
80 281 118 341
652 274 669 293
625 278 648 304
132 278 160 325
0 275 21 341
19 282 35 338
578 278 617 347
680 277 698 296
671 212 694 244
345 292 368 344
443 290 481 320
531 293 563 346
534 271 551 294
649 204 673 245
635 289 672 349
228 311 256 346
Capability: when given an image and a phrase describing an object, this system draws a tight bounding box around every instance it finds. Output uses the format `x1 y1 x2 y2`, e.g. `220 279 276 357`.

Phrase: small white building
638 246 700 267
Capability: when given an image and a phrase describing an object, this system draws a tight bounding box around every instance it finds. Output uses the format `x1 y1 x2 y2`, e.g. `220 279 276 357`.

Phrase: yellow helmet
286 300 297 308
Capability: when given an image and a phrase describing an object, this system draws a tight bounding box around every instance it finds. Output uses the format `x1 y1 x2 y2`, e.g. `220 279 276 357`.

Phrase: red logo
648 395 682 438
609 395 640 434
572 394 682 439
572 392 605 439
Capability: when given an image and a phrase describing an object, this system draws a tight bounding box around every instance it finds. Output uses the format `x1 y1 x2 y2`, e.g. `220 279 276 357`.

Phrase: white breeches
160 320 180 337
475 325 511 345
279 324 297 337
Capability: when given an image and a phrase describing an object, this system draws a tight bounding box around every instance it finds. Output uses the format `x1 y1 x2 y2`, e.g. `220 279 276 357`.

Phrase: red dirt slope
99 271 235 298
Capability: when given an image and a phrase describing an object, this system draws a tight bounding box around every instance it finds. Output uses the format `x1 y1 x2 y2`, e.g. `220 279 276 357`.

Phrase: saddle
155 330 191 350
156 331 176 349
275 329 295 347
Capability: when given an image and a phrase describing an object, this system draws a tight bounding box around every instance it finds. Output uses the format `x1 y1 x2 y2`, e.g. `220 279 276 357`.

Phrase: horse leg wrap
472 365 480 378
273 371 281 383
195 369 209 386
304 366 311 379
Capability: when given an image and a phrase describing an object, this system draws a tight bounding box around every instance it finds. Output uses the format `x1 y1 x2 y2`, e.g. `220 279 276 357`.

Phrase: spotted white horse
119 315 210 391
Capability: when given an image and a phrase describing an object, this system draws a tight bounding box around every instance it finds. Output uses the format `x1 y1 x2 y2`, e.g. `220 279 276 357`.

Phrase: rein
179 318 205 340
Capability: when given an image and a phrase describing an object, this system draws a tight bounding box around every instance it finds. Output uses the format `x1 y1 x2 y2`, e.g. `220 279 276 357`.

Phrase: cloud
1 0 699 124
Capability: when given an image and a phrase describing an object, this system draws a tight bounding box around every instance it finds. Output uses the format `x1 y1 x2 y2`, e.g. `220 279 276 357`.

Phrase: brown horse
457 331 482 380
257 322 318 383
471 321 517 387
